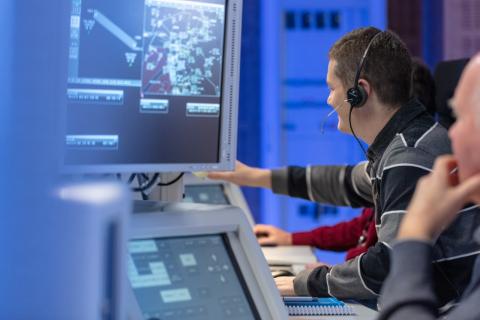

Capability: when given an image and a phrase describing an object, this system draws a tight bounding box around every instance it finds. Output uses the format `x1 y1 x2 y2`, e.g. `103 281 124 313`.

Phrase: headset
343 31 384 157
346 31 384 108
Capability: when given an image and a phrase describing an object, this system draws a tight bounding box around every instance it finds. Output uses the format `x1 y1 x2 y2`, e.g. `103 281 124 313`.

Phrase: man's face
326 60 350 133
448 62 480 195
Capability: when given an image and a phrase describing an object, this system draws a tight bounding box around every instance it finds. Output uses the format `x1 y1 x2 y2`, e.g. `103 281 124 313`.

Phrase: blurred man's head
411 57 436 116
449 54 480 202
326 27 412 137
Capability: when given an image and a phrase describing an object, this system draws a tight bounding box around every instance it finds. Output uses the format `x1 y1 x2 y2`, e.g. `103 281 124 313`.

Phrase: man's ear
358 79 372 97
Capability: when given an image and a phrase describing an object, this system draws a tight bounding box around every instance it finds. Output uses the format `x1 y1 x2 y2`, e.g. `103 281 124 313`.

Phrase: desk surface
262 245 317 265
289 301 378 320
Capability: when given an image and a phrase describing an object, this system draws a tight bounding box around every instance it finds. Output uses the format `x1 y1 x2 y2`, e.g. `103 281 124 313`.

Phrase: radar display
142 0 225 97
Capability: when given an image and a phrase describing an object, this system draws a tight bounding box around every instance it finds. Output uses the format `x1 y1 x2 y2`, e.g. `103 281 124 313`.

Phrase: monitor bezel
127 204 288 319
128 232 261 319
183 174 255 226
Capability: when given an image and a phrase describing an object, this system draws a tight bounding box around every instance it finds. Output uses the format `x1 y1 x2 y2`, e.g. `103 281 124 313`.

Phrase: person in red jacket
254 208 377 262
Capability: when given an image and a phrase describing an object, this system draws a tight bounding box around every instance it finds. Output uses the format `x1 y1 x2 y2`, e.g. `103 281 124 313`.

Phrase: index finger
207 171 231 180
432 155 457 179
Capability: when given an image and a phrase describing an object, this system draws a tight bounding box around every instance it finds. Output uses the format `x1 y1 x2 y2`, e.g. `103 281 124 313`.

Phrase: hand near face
254 224 292 246
275 276 296 296
398 155 480 241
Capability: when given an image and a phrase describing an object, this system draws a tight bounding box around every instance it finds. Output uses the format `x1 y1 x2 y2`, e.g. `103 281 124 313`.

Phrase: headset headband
353 31 383 87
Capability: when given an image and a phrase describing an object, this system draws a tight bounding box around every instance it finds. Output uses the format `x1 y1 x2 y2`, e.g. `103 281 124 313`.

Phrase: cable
127 174 136 184
348 106 368 158
132 173 160 192
157 172 184 186
320 100 347 134
128 172 184 192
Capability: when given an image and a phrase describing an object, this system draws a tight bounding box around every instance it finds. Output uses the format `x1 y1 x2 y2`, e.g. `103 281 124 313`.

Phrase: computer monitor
182 174 255 225
127 203 288 319
64 0 242 173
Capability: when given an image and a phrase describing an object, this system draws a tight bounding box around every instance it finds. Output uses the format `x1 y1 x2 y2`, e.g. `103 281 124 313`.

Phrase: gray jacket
378 228 480 320
271 100 480 303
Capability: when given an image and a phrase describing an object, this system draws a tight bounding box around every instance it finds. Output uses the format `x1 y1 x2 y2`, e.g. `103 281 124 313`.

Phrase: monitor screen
183 184 230 205
128 234 260 319
64 0 239 173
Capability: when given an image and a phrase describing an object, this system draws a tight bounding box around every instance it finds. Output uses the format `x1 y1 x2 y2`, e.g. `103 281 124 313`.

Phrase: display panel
128 234 260 319
183 184 230 205
64 0 239 172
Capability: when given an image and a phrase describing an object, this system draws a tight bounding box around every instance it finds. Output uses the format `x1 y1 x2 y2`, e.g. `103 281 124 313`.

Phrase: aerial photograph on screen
142 0 225 97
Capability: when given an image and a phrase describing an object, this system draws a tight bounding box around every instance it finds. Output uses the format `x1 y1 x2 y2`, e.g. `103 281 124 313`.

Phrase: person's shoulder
403 120 451 154
378 122 451 177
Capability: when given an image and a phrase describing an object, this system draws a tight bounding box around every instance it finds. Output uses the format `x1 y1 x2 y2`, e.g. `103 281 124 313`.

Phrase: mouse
271 269 295 278
255 232 269 238
256 232 276 246
260 243 277 247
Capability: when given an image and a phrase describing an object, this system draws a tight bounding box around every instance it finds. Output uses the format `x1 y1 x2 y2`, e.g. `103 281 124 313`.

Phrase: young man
378 55 480 319
209 27 480 303
211 58 434 267
250 57 435 259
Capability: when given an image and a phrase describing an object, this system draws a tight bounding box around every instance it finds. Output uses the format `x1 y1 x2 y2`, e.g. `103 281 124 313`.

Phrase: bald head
452 54 480 125
449 53 480 202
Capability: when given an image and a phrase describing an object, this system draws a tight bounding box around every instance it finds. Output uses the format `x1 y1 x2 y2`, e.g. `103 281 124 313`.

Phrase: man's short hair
329 27 412 108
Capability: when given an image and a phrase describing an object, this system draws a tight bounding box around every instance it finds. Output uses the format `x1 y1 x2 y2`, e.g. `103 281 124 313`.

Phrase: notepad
283 296 355 316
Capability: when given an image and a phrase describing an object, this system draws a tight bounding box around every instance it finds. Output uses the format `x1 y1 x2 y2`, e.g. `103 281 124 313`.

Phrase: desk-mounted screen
128 234 260 319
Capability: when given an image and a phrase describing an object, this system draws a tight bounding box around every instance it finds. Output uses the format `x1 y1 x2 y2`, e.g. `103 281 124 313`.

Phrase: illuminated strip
186 103 220 117
68 77 141 87
67 88 124 104
146 0 224 9
66 135 119 150
140 99 169 113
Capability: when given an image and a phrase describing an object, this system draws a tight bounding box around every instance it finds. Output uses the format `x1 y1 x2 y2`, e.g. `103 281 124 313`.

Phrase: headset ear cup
347 86 367 108
356 85 368 107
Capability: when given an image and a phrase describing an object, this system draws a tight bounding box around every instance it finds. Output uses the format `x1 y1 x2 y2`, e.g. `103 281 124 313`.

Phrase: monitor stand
132 172 184 203
133 198 231 214
132 199 169 213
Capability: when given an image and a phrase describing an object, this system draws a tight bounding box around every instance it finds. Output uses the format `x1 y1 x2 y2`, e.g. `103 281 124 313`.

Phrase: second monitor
183 174 255 226
127 203 288 319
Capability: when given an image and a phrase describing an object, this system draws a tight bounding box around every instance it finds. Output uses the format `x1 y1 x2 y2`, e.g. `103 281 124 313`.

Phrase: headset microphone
320 100 348 134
